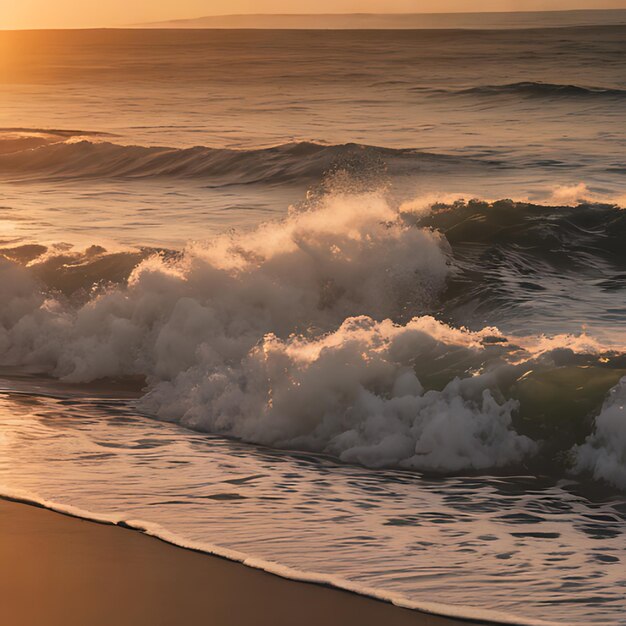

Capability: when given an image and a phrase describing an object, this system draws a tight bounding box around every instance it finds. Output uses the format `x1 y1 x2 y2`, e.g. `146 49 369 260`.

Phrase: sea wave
0 192 624 486
420 198 626 321
0 130 492 183
439 81 626 99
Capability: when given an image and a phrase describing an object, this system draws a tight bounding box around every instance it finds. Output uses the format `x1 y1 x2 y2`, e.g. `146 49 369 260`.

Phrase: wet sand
0 498 485 626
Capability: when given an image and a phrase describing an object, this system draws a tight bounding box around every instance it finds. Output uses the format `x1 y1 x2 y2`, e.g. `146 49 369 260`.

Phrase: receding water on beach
1 21 626 625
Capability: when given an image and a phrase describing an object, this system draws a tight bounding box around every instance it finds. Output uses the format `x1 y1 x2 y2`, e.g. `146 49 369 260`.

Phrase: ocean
0 19 625 625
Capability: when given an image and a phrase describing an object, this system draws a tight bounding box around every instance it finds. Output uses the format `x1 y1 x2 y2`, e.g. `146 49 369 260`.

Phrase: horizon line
141 7 626 22
3 8 626 32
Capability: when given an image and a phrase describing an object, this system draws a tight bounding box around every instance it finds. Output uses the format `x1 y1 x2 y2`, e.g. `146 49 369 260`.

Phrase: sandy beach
0 498 480 626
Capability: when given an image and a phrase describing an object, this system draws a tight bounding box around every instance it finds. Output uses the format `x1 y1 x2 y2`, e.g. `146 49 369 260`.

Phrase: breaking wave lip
431 81 626 99
0 132 499 183
0 487 557 626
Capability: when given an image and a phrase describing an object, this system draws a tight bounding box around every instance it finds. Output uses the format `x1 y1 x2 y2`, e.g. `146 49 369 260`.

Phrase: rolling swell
420 198 626 269
419 200 626 331
441 81 626 99
0 135 481 183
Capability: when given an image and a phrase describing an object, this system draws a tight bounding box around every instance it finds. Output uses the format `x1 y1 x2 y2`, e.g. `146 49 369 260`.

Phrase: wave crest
449 81 626 99
0 133 474 183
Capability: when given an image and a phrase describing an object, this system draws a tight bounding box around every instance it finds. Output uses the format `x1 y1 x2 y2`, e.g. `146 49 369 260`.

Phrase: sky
3 0 626 29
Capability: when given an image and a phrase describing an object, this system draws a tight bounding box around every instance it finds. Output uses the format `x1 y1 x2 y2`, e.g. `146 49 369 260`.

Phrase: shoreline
0 497 498 626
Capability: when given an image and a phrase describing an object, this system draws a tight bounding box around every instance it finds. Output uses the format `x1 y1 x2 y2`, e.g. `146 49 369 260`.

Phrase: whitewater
1 22 625 625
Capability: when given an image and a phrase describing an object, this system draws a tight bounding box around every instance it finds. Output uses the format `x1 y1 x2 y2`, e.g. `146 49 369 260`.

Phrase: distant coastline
135 9 626 30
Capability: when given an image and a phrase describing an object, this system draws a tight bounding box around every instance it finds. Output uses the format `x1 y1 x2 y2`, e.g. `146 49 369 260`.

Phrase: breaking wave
0 191 625 487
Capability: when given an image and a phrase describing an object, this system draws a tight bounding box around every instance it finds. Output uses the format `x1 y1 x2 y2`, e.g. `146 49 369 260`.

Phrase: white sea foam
0 191 624 475
144 315 535 470
0 191 541 471
0 191 448 374
573 377 626 489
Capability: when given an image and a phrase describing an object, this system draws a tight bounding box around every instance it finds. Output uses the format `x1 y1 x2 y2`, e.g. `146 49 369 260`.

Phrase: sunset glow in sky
4 0 626 29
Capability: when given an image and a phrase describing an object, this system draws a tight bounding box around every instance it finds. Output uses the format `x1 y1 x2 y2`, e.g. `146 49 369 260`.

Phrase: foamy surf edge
0 485 558 626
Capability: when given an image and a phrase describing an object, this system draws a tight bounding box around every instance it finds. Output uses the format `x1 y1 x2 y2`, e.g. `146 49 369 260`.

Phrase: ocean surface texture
0 18 625 625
